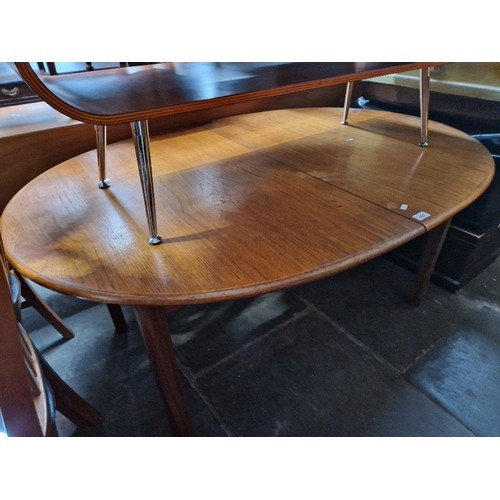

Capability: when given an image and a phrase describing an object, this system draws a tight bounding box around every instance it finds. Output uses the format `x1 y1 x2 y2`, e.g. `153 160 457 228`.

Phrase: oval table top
1 108 494 306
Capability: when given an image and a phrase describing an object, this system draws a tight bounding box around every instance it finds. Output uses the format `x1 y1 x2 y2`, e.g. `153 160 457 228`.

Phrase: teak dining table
1 106 494 436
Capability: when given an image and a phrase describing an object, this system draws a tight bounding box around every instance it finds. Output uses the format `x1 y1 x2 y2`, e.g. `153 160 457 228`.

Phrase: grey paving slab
293 256 497 373
169 291 307 374
197 311 472 436
23 258 499 437
409 319 500 436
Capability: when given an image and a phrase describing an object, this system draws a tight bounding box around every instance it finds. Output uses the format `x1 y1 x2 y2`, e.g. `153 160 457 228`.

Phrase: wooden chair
0 235 103 436
18 273 128 338
0 76 128 336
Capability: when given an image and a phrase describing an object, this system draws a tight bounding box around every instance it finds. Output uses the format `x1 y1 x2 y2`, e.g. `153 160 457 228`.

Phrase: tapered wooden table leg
106 304 128 333
408 218 452 306
134 305 193 436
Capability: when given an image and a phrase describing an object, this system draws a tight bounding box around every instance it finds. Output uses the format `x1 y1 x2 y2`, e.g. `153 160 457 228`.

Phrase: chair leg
19 272 128 337
18 273 75 340
36 348 103 428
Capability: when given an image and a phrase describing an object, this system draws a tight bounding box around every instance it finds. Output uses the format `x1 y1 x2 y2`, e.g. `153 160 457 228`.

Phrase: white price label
412 211 431 221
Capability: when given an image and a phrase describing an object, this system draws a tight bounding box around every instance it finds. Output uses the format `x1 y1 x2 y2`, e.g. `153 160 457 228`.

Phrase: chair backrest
0 236 51 436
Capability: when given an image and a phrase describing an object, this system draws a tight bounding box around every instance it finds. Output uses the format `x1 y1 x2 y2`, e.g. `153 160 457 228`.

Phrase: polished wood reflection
2 108 493 304
14 62 443 125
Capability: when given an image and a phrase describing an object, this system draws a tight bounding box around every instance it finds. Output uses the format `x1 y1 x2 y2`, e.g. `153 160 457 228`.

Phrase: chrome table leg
131 120 162 245
95 125 110 189
341 81 354 125
418 67 431 147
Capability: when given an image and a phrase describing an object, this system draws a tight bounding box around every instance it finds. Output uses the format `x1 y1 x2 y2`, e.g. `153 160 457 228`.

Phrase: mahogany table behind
1 108 493 435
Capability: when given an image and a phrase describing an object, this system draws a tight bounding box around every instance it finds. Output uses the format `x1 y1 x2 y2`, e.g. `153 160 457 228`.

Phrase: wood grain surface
1 108 493 306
